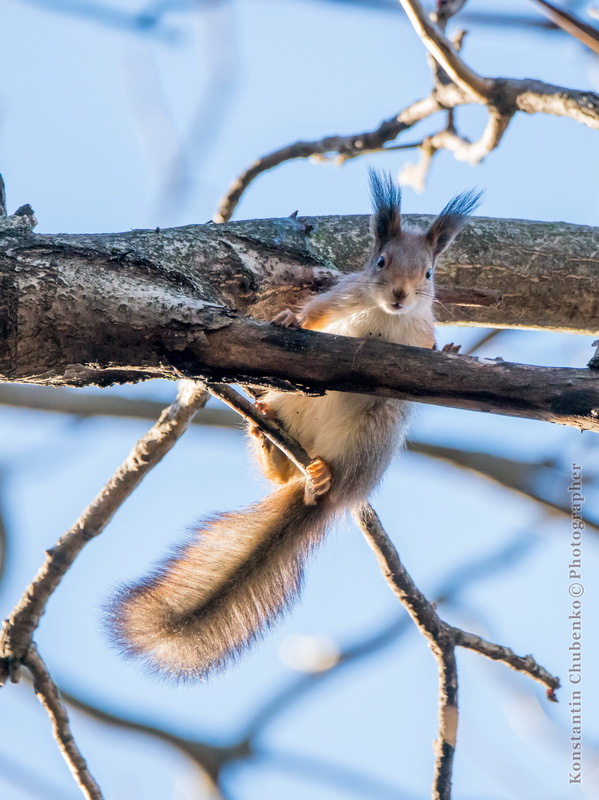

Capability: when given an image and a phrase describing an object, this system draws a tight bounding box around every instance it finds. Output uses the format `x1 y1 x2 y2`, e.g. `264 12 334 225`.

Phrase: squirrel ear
426 189 483 260
368 169 402 249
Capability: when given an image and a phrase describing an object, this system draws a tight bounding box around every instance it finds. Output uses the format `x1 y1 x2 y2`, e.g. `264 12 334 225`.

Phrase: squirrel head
367 170 482 316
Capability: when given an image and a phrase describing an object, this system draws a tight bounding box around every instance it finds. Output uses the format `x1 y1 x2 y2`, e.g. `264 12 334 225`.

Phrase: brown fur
106 171 479 681
109 478 338 680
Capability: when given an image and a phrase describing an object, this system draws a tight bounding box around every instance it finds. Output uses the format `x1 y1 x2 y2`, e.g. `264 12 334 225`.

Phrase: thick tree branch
2 214 598 343
7 309 599 430
2 213 599 430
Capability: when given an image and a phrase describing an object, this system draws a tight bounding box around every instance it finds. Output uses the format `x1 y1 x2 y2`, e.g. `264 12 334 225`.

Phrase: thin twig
0 383 208 678
353 504 560 799
528 0 599 55
464 328 503 356
204 382 312 474
242 532 538 740
213 0 599 214
354 505 458 799
213 95 441 222
451 627 560 701
25 645 103 800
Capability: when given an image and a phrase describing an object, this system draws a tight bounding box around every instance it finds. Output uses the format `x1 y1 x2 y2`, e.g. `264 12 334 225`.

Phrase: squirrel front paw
272 309 303 328
304 457 332 506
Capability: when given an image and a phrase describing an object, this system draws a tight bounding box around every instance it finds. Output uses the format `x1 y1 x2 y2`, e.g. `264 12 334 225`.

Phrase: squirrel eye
377 256 385 268
425 268 432 280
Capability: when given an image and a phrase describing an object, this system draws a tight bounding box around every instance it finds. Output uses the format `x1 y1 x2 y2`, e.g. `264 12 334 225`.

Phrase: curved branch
213 95 441 222
354 505 559 799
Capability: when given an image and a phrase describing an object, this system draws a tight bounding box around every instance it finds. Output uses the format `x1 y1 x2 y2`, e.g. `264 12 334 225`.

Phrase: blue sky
2 1 599 799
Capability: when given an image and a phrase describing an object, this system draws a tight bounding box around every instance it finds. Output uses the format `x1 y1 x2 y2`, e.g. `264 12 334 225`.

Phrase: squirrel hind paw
255 400 278 420
304 457 332 505
272 309 302 328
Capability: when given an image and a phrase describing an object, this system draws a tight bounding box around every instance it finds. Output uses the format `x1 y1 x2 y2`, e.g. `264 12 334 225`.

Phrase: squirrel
107 171 481 680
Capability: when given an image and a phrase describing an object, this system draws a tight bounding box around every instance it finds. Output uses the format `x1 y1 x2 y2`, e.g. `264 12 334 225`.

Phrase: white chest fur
264 304 433 472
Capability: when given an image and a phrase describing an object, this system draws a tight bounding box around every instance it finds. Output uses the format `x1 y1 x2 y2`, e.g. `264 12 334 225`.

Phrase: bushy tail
107 479 334 680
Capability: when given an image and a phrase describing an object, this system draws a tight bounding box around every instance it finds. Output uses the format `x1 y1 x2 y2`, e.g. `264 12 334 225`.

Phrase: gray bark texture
1 210 598 431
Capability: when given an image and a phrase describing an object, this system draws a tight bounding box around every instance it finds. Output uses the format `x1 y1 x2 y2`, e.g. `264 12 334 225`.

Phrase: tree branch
0 383 207 676
2 212 598 341
2 211 599 428
24 645 103 800
189 387 560 799
213 0 599 216
397 0 493 101
354 504 559 799
213 95 441 223
450 627 559 700
3 383 596 533
3 305 599 431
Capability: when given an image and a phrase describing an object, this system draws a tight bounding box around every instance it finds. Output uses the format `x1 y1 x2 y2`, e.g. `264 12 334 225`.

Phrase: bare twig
0 382 211 798
355 505 458 799
214 0 599 215
354 504 559 799
397 0 493 100
355 505 560 696
24 645 103 800
243 531 538 739
213 95 441 222
0 383 208 678
463 328 503 356
204 383 312 475
450 628 559 701
46 680 242 788
528 0 599 55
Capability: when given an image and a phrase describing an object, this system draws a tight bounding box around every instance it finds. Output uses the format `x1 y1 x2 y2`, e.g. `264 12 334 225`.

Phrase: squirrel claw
272 309 302 328
441 342 462 354
304 457 332 505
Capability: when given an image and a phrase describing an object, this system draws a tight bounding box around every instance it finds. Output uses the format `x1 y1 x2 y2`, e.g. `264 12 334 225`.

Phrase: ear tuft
426 188 483 259
368 169 402 248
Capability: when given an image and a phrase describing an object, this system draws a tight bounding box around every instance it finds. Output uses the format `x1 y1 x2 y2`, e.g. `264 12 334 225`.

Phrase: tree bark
1 211 598 431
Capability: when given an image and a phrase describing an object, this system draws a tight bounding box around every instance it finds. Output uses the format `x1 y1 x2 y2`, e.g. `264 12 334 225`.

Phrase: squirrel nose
393 288 407 302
